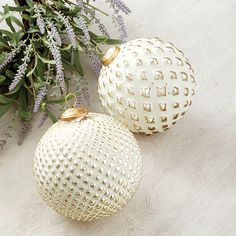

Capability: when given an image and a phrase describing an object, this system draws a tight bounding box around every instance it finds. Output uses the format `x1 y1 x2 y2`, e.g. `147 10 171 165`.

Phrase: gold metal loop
65 93 77 108
101 46 121 66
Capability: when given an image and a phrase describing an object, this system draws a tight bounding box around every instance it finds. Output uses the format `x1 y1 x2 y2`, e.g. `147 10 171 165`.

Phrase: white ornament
33 107 142 221
98 37 196 134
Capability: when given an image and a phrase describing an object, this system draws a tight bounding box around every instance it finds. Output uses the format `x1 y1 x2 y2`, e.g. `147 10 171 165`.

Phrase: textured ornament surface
98 37 196 134
33 113 142 221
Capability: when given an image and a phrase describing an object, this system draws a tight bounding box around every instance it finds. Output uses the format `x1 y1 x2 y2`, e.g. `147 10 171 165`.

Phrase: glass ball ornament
98 37 196 134
33 106 142 221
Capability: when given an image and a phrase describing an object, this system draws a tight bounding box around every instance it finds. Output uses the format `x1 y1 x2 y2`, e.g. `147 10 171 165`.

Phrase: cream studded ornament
33 96 142 221
98 37 196 134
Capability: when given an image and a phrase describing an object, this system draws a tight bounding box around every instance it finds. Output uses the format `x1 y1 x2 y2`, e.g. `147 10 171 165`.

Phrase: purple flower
0 41 25 71
18 120 31 145
34 5 45 34
78 15 90 41
33 85 47 113
71 48 74 65
95 18 110 37
47 20 62 46
76 0 85 10
109 0 131 15
46 34 65 92
9 44 32 92
76 76 89 106
113 13 127 42
55 11 77 49
38 104 53 128
88 50 102 76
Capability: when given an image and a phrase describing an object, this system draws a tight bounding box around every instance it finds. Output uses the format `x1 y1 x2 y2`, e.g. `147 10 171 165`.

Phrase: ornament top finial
60 107 88 121
101 46 121 66
60 93 88 121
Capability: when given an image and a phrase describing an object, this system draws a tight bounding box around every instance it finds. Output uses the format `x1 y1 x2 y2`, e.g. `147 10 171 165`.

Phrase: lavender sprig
18 120 31 145
88 50 102 76
95 18 110 37
71 48 74 65
47 20 62 46
34 5 45 34
76 75 89 106
9 44 32 92
38 104 53 128
55 11 77 49
113 13 127 42
46 34 65 92
0 41 25 71
33 85 47 113
76 0 85 10
78 15 90 41
109 0 131 15
0 118 16 150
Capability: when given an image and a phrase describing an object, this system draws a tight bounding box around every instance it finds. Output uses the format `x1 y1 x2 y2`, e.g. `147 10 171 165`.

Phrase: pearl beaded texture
98 37 196 134
33 112 142 221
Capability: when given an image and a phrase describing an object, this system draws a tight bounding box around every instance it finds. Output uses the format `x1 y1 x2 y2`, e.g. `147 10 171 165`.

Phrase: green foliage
0 0 121 129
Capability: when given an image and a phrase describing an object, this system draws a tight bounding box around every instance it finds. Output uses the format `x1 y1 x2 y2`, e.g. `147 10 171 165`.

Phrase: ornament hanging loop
65 93 77 108
101 46 121 66
61 93 88 121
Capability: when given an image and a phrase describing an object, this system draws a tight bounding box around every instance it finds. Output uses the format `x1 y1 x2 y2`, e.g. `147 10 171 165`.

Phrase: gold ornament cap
101 46 121 66
60 93 88 121
61 107 88 121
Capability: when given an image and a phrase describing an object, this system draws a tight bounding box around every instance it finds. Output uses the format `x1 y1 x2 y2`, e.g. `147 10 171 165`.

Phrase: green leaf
43 108 58 123
74 49 84 76
27 55 38 77
5 69 15 79
21 14 30 20
0 34 8 44
18 87 32 120
10 16 24 28
27 28 40 33
14 31 25 42
46 98 66 104
0 75 6 84
0 29 13 38
0 103 12 118
19 110 32 120
0 95 13 104
25 0 34 8
37 53 56 64
4 4 16 32
66 7 82 16
8 6 28 12
90 33 121 45
61 44 72 51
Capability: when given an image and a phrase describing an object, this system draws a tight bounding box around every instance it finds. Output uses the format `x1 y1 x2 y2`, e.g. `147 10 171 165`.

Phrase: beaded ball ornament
98 37 196 134
33 107 142 221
